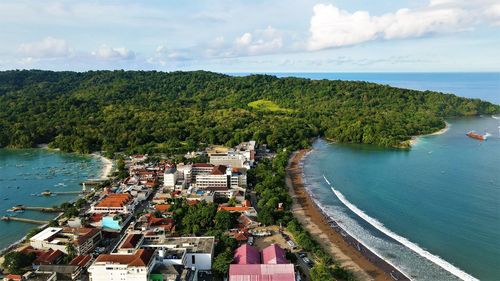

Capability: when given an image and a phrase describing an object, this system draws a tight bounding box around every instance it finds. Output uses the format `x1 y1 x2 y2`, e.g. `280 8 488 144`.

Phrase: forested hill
0 70 498 154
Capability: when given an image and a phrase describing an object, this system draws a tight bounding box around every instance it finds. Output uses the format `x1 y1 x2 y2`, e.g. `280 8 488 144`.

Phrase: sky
0 0 500 72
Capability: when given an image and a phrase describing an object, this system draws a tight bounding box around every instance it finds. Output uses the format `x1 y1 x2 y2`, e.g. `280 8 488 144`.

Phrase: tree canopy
0 70 497 153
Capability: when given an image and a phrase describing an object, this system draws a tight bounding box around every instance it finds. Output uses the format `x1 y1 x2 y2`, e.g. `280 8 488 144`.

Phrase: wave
323 175 478 281
492 115 500 120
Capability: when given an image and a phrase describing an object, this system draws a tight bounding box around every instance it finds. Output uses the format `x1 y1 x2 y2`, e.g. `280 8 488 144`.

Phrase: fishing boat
466 131 490 141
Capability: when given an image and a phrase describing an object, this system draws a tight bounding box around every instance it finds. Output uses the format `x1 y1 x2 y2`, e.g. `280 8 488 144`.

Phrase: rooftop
30 227 62 242
229 264 295 281
94 249 155 267
143 236 214 254
95 193 133 208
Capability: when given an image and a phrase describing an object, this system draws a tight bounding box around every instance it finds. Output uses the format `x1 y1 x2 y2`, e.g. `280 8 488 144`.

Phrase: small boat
466 131 490 141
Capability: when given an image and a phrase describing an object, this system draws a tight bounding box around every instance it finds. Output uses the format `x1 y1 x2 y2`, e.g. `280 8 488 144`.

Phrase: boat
466 131 490 141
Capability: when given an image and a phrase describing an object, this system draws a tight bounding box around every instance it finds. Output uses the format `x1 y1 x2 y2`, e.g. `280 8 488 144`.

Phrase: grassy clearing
248 99 295 113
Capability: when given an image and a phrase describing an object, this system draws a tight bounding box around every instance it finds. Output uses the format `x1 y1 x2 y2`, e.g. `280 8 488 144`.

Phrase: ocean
296 73 499 280
0 148 102 252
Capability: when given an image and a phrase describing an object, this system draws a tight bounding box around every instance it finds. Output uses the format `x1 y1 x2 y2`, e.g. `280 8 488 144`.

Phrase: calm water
304 117 500 280
232 72 500 104
0 149 102 251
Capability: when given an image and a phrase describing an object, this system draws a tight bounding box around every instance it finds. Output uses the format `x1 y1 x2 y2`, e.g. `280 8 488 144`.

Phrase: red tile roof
219 206 249 212
34 248 64 265
154 204 171 212
96 194 132 208
95 249 155 267
192 163 213 168
211 165 227 175
69 255 93 267
5 274 23 281
120 233 143 249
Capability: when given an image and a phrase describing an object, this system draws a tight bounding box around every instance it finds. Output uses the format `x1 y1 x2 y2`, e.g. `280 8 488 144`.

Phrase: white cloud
18 37 71 58
92 45 135 60
233 26 283 56
308 1 499 50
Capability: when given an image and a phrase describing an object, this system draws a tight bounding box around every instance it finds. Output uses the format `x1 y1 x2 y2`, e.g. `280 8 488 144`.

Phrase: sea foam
324 176 479 281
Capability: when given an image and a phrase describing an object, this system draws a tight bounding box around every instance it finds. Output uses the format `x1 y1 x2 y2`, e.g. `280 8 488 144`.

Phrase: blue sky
0 0 499 72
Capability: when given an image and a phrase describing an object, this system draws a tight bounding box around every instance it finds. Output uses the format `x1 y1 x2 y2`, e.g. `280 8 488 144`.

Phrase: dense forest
0 70 498 154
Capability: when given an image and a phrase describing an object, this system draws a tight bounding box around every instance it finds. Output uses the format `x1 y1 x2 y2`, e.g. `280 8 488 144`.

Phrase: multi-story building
90 193 136 214
163 167 177 188
29 227 102 255
88 249 156 281
195 165 230 189
209 153 247 168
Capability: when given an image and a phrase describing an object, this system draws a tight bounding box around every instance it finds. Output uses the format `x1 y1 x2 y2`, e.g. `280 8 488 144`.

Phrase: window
192 255 196 264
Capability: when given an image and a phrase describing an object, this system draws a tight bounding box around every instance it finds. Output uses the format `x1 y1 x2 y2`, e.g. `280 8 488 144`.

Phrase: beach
92 153 113 180
410 121 450 146
287 149 409 281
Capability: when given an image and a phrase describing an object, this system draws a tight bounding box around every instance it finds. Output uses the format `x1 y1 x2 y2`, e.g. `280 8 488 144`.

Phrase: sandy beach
287 149 409 281
410 121 450 146
92 153 113 180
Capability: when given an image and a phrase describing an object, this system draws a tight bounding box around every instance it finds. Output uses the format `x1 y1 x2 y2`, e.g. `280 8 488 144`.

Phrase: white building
90 193 136 214
195 165 230 189
209 153 247 169
142 236 214 271
29 227 102 255
88 249 156 281
163 167 178 188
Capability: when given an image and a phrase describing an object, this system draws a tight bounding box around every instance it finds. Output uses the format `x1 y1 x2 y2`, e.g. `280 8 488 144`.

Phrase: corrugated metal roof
229 264 295 281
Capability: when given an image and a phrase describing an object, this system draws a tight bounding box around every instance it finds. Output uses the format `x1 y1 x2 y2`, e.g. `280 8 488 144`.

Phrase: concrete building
29 227 102 255
88 249 156 281
141 235 215 271
209 153 247 168
163 167 177 188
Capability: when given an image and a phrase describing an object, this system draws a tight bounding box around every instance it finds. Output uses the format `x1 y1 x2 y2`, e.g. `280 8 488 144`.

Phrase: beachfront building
88 249 156 281
90 193 136 214
29 227 102 255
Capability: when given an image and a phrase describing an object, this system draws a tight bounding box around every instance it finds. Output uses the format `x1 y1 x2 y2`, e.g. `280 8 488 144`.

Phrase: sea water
303 116 500 280
0 148 102 251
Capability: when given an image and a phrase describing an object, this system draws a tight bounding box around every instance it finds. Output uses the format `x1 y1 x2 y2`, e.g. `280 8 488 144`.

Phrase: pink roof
262 244 288 264
234 244 261 264
229 264 295 281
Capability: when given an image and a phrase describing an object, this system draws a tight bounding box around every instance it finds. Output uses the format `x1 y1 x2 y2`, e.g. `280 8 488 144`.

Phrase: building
233 244 260 264
209 153 247 168
229 264 295 281
88 249 156 281
163 167 177 188
141 235 215 271
90 193 136 214
29 227 102 255
229 244 294 281
195 165 230 189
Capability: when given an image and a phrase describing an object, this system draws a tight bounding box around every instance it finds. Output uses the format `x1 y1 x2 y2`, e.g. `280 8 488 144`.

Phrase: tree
2 252 36 274
214 210 235 230
212 248 233 277
310 263 334 281
65 243 77 262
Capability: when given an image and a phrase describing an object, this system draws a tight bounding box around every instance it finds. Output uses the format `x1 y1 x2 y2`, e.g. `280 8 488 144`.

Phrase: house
88 249 156 281
37 264 81 280
237 214 260 229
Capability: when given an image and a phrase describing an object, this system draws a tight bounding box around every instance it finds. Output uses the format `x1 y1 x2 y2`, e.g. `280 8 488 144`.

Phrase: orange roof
96 194 132 208
95 249 154 267
154 204 171 212
69 255 92 267
120 233 143 249
218 206 249 212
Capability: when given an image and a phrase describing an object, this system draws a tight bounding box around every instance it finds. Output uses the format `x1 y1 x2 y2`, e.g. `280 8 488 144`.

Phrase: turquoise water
0 149 102 251
303 117 500 280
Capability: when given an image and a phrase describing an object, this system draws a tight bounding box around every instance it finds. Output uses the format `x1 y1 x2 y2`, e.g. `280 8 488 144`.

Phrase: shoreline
410 121 450 146
92 152 113 180
0 150 110 261
286 149 409 281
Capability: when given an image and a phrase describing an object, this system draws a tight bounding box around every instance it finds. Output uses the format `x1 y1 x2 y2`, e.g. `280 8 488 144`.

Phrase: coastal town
0 141 366 281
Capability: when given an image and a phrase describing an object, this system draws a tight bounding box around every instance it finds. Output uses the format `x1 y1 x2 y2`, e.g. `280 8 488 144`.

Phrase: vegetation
0 70 497 154
248 99 295 113
2 251 36 274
